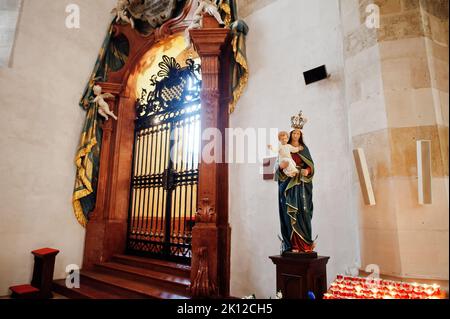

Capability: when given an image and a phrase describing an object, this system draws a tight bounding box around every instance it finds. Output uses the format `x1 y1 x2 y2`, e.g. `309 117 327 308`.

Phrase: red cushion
31 248 59 257
10 284 40 295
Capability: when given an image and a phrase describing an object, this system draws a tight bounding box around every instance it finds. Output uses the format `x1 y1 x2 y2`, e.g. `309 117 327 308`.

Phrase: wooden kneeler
9 248 59 299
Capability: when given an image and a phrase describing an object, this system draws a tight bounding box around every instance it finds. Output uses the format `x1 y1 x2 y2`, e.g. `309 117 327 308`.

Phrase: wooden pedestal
269 254 329 299
31 248 60 298
10 248 59 299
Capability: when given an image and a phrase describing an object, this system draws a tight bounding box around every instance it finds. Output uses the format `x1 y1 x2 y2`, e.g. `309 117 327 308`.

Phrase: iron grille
127 55 201 264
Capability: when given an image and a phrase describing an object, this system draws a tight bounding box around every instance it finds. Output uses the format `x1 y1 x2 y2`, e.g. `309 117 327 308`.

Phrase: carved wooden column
83 82 135 269
189 16 231 298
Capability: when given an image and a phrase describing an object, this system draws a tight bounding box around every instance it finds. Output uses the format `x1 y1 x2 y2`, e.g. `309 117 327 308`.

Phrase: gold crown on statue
291 110 308 129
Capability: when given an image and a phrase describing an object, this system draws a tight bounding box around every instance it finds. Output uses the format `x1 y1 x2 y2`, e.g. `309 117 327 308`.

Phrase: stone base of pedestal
269 254 330 299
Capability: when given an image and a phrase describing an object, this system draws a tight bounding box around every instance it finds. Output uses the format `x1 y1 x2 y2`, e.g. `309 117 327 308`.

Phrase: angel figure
111 0 135 29
185 0 225 46
93 85 118 121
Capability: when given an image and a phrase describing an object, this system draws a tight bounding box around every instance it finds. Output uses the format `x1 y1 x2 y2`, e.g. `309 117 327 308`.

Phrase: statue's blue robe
275 145 315 252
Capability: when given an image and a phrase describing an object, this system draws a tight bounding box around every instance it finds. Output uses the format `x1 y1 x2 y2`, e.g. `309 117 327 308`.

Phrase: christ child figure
269 131 303 177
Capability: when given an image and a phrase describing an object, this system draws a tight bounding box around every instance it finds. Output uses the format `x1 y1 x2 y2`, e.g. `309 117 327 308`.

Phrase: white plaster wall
229 0 360 298
0 0 115 296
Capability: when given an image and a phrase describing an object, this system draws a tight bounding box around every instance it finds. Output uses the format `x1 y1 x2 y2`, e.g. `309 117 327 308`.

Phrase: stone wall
340 0 449 280
237 0 281 18
0 0 22 67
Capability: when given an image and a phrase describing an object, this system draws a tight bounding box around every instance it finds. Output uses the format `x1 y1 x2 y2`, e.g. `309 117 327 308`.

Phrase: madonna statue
275 111 316 254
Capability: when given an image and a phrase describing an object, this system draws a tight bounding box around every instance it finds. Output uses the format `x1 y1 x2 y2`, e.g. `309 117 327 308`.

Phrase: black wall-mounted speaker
303 65 328 85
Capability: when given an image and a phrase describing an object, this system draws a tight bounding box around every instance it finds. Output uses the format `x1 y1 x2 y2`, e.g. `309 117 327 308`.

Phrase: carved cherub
111 0 135 29
196 0 225 26
185 0 225 46
93 85 118 121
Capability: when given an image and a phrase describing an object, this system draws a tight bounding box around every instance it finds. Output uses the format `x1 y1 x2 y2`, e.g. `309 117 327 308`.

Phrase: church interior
0 0 448 300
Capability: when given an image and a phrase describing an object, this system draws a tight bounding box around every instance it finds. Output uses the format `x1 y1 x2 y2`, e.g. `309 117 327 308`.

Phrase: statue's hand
301 169 309 177
279 161 289 170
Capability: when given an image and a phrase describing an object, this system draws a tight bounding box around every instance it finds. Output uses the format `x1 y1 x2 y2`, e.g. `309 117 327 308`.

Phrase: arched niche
127 32 201 103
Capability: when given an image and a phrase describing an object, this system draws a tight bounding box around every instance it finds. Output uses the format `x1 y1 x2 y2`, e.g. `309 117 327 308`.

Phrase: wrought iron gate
127 56 201 264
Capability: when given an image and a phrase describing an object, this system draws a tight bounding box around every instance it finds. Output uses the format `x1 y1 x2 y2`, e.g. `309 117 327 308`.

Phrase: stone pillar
189 16 231 298
340 0 448 282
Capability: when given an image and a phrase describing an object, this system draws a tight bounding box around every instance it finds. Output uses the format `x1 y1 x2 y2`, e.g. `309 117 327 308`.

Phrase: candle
328 275 443 299
425 289 434 296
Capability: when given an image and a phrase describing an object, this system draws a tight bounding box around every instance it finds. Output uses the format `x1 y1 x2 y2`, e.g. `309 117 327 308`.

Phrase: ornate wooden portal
82 4 232 297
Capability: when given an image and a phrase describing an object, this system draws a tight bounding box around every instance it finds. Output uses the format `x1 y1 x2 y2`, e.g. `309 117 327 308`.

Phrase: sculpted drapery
218 0 249 113
72 23 115 227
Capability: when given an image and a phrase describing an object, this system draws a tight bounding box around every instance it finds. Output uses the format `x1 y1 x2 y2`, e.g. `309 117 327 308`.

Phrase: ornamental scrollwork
136 55 201 122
